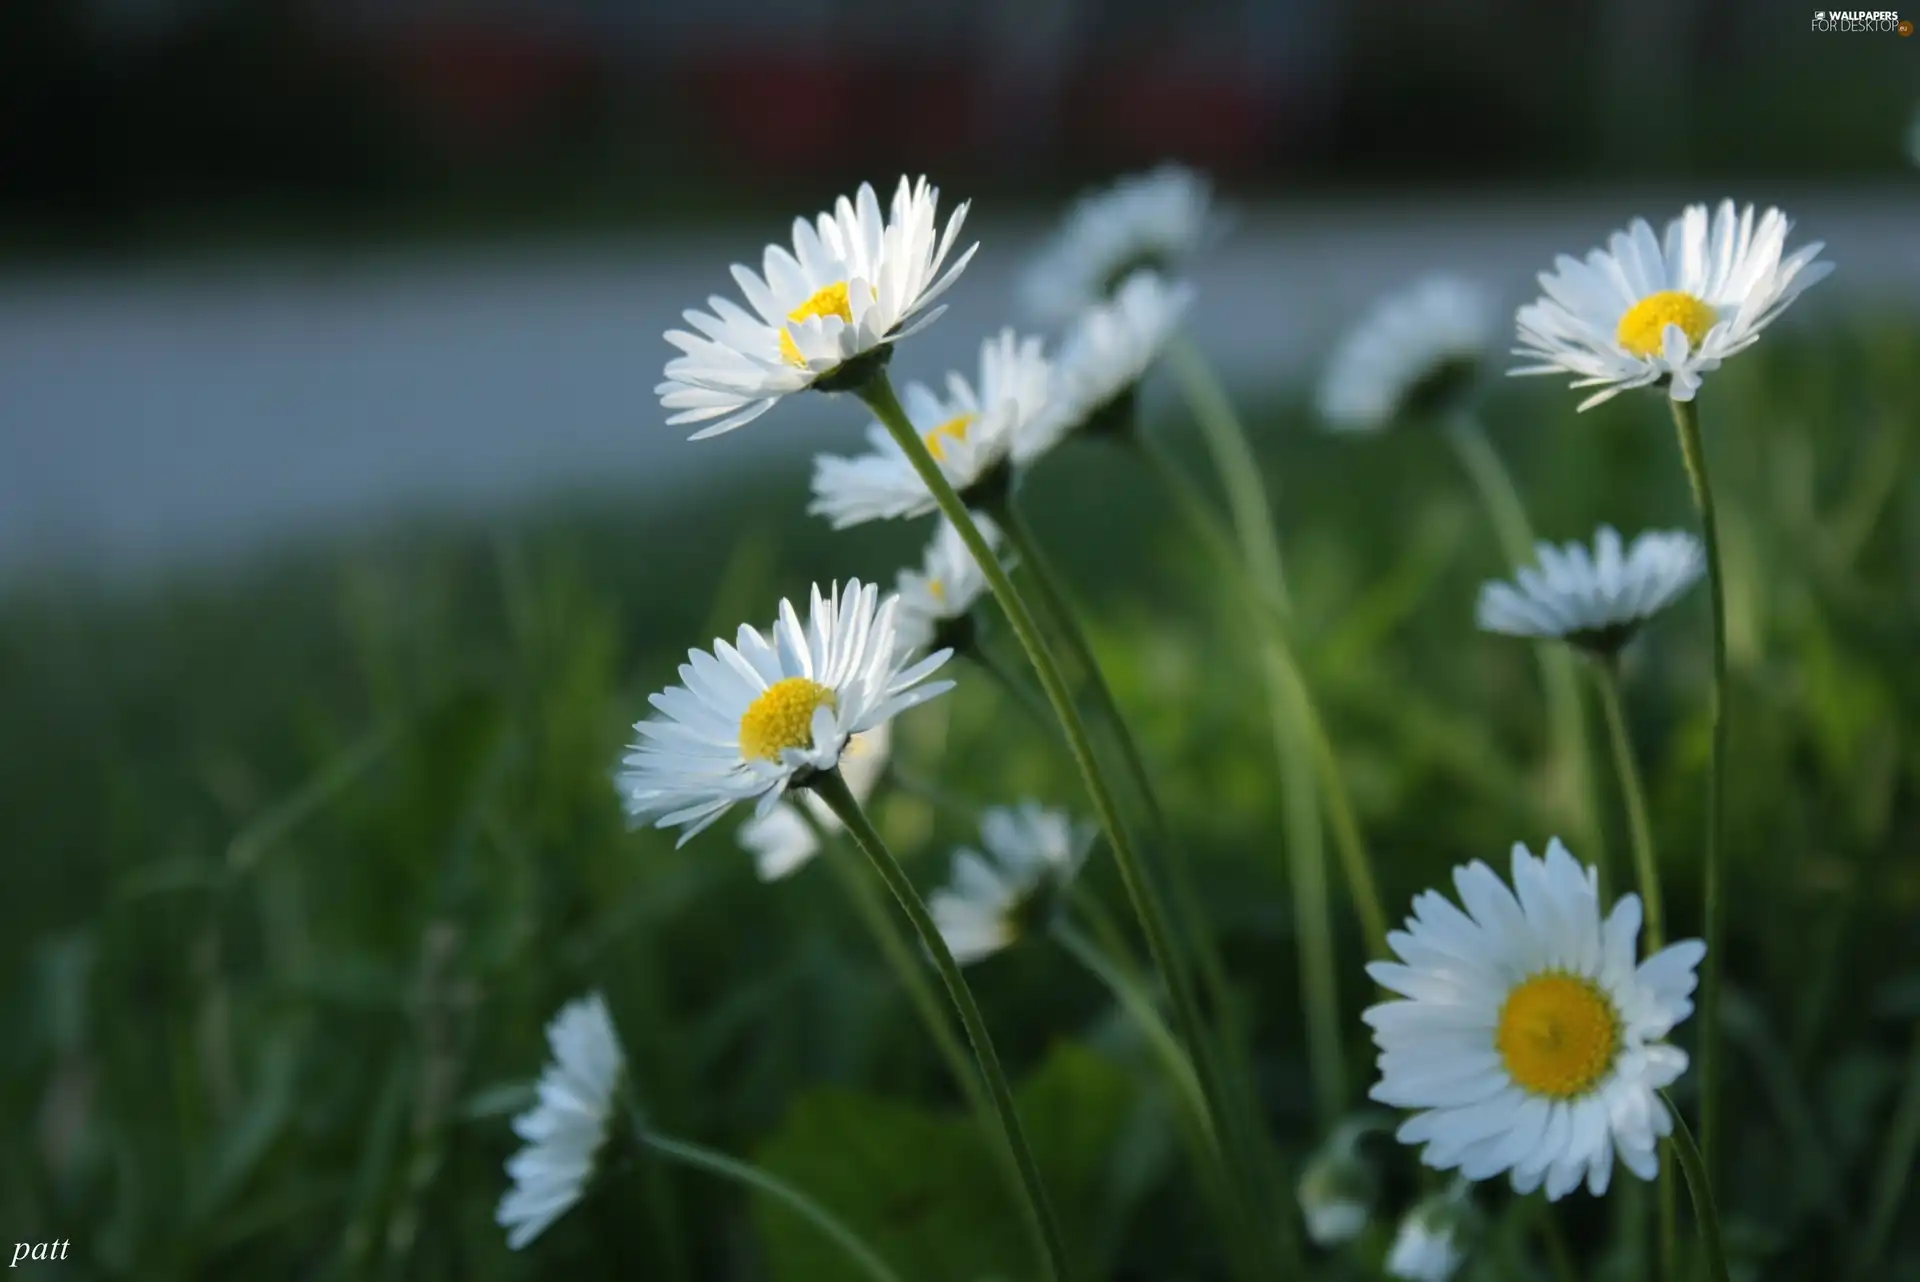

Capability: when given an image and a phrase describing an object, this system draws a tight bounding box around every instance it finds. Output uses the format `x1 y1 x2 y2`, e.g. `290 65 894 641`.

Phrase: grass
2 318 1918 1280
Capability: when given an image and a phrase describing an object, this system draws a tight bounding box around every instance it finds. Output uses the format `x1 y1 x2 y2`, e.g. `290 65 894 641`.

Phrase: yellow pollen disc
927 578 948 603
923 413 976 462
1495 973 1620 1099
1615 290 1717 358
778 282 856 367
739 677 837 762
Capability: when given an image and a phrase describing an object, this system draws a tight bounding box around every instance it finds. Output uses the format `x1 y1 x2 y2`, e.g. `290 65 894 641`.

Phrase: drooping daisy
497 993 625 1250
929 803 1091 965
1385 1185 1473 1282
1020 163 1222 324
1317 275 1498 432
618 581 953 845
1476 525 1705 655
1016 270 1194 465
736 723 892 882
1296 1120 1381 1247
1511 200 1832 410
1365 839 1706 1200
809 329 1052 529
893 514 1007 657
658 176 977 438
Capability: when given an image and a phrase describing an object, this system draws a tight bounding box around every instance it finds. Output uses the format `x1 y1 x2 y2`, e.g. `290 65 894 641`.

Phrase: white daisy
1296 1128 1378 1247
1476 525 1705 654
1385 1187 1472 1282
1511 200 1832 411
929 803 1092 965
617 580 953 846
658 176 977 438
736 723 892 882
809 329 1052 529
1365 839 1706 1201
893 514 1007 657
1020 163 1222 324
1317 275 1498 432
1016 270 1194 465
497 992 625 1250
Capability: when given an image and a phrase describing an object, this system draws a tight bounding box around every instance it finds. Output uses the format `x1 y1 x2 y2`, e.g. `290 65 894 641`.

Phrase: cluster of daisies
495 164 1831 1275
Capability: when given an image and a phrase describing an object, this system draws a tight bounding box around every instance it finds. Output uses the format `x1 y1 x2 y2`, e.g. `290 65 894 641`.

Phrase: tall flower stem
968 641 1066 743
1661 1093 1733 1282
634 1121 905 1282
809 767 1073 1282
1670 397 1727 1180
1591 657 1677 1281
853 373 1274 1280
1443 411 1607 889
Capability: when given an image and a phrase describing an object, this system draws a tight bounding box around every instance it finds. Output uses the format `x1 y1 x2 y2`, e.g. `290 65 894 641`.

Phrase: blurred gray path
2 191 1916 580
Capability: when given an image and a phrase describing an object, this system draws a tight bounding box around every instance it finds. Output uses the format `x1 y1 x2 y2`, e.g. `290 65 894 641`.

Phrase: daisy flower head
497 993 624 1250
1016 270 1194 465
617 580 953 846
1365 839 1707 1201
809 328 1052 529
930 802 1093 965
1512 200 1832 410
893 514 1008 658
1317 275 1498 432
1021 163 1223 324
1296 1120 1381 1247
1385 1184 1474 1282
1476 525 1705 656
658 176 977 438
736 723 891 882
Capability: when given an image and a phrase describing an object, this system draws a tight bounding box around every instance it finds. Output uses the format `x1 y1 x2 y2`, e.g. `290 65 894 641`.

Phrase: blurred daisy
1296 1119 1381 1247
497 993 624 1250
809 329 1052 528
658 176 977 438
1512 200 1832 410
1385 1185 1473 1282
1365 839 1706 1200
930 803 1092 965
894 515 1007 657
1317 275 1497 431
618 581 953 845
1017 271 1194 464
1021 163 1221 323
736 723 892 882
1476 525 1705 655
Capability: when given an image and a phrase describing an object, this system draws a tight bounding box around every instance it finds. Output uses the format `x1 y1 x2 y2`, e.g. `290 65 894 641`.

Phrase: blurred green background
3 0 1919 1278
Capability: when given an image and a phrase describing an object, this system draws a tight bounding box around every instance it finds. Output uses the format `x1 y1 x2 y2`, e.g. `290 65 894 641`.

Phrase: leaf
752 1042 1148 1282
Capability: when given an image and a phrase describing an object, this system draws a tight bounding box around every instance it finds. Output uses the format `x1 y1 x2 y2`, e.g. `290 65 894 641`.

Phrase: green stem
967 638 1065 744
637 1125 905 1282
1670 397 1727 1182
1852 1020 1920 1278
1442 412 1606 888
1533 1195 1580 1282
854 372 1262 1280
808 768 1073 1282
1661 1093 1732 1282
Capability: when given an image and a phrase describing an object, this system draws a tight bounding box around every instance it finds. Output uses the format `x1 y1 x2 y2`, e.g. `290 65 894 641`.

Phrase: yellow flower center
927 578 948 603
1495 973 1620 1099
923 413 976 463
739 677 837 762
778 282 855 366
1615 290 1717 358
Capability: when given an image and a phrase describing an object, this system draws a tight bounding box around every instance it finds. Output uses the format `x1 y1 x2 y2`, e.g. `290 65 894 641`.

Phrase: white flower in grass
1476 525 1705 655
1511 200 1832 411
497 993 624 1250
893 515 1007 658
1365 839 1706 1200
1317 275 1497 432
618 581 953 845
1020 163 1222 323
1017 271 1194 464
736 723 892 882
809 329 1052 529
1385 1185 1473 1282
930 803 1092 965
658 176 977 438
1296 1116 1384 1247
